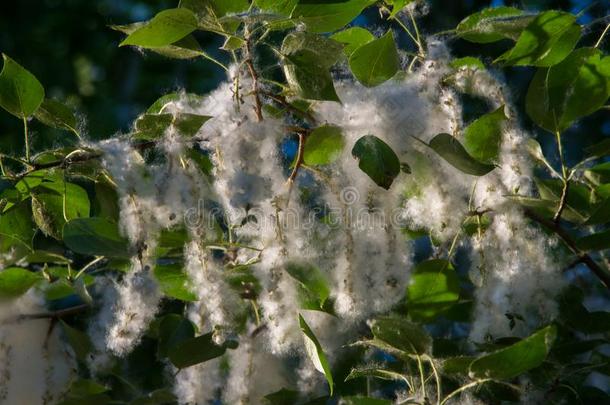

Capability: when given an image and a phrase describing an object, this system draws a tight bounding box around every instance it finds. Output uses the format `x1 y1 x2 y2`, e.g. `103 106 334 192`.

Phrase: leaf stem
23 116 30 162
594 23 610 48
553 130 569 223
441 379 491 405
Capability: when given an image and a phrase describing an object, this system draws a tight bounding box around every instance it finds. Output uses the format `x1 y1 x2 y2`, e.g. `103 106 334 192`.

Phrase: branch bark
524 209 610 289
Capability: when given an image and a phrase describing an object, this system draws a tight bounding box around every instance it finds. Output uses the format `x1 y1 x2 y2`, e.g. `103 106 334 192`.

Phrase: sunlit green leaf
526 47 610 133
407 259 460 321
450 56 485 70
282 31 343 68
463 106 506 164
456 7 530 43
120 8 198 48
331 27 375 57
0 267 43 298
255 0 297 15
303 125 344 166
283 50 340 102
291 0 375 33
31 180 90 240
299 314 334 395
496 11 580 67
428 133 495 176
469 325 557 380
285 261 331 308
34 98 79 136
154 264 197 302
0 53 44 118
349 31 399 87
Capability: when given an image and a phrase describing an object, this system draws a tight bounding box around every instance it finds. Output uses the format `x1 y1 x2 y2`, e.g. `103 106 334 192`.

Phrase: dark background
0 0 608 164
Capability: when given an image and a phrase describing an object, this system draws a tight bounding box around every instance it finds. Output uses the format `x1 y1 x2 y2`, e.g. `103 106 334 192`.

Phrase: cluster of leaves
0 1 609 404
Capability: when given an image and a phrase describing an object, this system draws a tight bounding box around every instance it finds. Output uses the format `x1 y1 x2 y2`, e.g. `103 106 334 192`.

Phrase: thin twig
594 23 610 48
553 180 570 223
261 90 316 123
9 304 90 323
524 209 610 289
244 27 263 122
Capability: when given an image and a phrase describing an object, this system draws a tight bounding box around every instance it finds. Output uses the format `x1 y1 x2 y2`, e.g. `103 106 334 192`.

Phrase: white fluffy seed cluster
0 291 74 404
0 38 565 404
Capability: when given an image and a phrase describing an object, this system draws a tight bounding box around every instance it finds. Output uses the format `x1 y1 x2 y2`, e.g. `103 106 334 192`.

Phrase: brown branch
261 91 316 124
4 304 91 324
553 180 570 223
244 31 263 122
14 151 102 180
524 209 610 289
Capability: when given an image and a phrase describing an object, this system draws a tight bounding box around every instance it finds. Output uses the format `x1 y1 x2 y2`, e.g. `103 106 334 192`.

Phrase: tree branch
244 29 263 122
524 209 610 289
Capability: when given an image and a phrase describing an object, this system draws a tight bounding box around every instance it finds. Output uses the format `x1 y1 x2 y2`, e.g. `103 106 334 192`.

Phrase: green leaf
283 50 340 102
174 113 211 136
331 27 375 57
291 0 375 33
0 200 36 251
352 135 400 190
60 321 93 361
407 259 460 321
387 0 415 18
349 31 399 87
496 11 580 67
0 54 45 118
31 180 91 240
299 314 334 395
181 0 249 18
428 133 495 176
255 0 297 16
281 32 344 68
147 92 205 114
456 7 530 44
63 217 130 258
586 198 610 225
154 264 197 302
345 366 408 383
168 332 229 368
370 316 431 355
112 23 203 59
576 230 610 251
303 125 345 166
0 267 43 298
526 47 610 133
463 106 507 164
442 356 476 375
134 112 211 139
469 325 557 380
34 98 79 136
24 250 70 264
584 138 610 158
450 56 485 70
285 261 331 308
120 8 199 48
157 314 196 358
